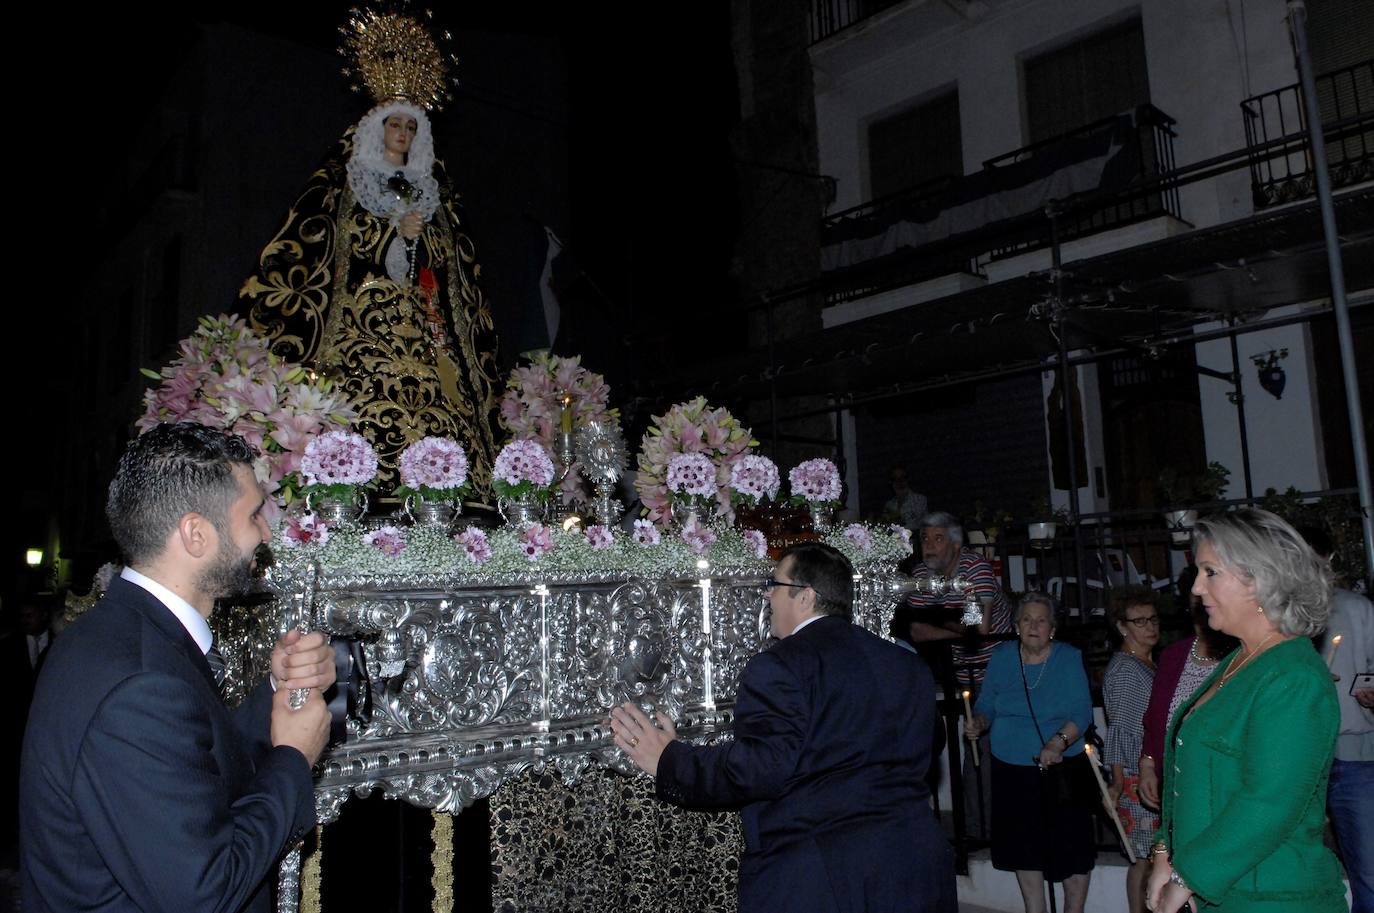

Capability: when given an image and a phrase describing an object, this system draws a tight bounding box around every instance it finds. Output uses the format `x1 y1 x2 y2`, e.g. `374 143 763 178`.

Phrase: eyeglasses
764 579 808 591
1125 615 1160 628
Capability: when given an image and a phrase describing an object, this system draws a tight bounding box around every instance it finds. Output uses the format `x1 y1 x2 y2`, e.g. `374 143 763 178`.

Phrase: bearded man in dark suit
20 423 335 913
611 542 956 913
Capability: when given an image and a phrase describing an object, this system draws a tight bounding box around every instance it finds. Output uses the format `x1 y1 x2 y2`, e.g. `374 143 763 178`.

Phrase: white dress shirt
120 566 214 656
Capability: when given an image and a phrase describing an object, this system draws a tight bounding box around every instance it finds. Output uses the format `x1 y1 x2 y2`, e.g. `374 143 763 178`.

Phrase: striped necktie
206 642 227 687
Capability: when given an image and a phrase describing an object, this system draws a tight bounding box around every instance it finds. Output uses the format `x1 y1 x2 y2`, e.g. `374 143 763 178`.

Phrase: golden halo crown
338 6 458 111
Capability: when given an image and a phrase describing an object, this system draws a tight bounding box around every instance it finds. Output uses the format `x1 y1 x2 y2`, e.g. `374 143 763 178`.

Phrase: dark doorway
1097 345 1208 510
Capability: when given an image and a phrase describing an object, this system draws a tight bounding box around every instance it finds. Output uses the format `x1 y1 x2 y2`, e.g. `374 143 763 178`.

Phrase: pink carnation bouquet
635 396 757 526
136 314 358 509
492 439 557 501
666 452 718 506
788 458 842 507
729 454 781 505
396 436 470 502
301 430 378 498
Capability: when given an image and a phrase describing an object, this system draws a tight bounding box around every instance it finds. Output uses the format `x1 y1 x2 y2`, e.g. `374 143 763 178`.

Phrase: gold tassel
302 825 323 913
432 811 454 913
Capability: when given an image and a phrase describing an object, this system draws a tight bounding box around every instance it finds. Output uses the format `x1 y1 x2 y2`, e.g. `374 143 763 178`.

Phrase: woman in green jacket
1147 509 1346 913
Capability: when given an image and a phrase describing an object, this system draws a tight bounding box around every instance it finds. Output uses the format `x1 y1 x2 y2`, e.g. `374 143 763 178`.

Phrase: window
1024 19 1150 143
867 90 963 200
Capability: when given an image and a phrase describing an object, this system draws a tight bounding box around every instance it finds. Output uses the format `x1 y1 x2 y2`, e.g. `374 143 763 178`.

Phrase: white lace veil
345 100 441 221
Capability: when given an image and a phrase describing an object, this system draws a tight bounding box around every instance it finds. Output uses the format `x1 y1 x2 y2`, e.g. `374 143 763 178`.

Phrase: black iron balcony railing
1242 57 1374 209
819 104 1181 304
810 0 904 44
983 104 1180 259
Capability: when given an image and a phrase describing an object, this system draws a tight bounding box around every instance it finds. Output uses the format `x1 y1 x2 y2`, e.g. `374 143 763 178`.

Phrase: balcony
1242 57 1374 209
820 104 1181 304
809 0 905 44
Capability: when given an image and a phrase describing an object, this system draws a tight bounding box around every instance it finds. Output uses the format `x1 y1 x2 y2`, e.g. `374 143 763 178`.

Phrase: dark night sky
21 4 742 441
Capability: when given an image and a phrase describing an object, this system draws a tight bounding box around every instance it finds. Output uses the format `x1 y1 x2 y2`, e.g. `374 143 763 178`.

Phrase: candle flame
962 690 971 699
1332 634 1343 646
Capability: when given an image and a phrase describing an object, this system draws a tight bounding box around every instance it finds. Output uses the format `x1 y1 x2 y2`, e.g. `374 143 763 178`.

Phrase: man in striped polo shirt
895 510 1011 839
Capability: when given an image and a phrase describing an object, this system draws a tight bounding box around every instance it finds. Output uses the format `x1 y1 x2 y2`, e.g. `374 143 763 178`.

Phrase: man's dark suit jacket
20 576 316 913
657 615 956 913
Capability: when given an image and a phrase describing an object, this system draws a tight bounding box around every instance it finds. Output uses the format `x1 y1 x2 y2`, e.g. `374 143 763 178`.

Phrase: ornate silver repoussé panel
263 561 907 824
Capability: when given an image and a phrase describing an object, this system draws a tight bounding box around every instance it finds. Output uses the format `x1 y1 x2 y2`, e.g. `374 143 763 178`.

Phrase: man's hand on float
271 630 337 693
609 701 677 778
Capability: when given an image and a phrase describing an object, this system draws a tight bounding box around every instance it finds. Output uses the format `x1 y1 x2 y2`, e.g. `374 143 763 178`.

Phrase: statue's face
383 114 418 158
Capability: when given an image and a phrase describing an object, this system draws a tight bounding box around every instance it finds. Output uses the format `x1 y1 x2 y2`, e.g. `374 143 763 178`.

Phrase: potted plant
1027 494 1070 545
1158 462 1231 543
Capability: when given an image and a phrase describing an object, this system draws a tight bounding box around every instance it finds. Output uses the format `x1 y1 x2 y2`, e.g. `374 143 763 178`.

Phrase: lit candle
1085 744 1136 864
1326 633 1343 670
962 690 980 767
560 393 573 433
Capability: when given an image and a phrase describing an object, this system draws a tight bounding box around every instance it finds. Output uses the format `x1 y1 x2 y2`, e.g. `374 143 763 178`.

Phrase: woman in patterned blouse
1103 588 1161 913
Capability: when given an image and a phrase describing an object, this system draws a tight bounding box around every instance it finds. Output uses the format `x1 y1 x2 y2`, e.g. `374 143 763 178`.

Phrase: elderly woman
967 592 1095 913
1147 509 1346 913
242 99 502 494
1103 588 1161 913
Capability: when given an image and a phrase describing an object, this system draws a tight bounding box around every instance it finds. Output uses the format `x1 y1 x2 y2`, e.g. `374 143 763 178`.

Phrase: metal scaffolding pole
1288 1 1374 585
1049 207 1088 622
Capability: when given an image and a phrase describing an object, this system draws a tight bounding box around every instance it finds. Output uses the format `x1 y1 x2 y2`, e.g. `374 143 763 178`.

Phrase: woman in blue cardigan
967 592 1096 913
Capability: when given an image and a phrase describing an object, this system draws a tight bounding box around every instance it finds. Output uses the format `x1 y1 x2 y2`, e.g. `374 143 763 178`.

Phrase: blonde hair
1193 508 1333 636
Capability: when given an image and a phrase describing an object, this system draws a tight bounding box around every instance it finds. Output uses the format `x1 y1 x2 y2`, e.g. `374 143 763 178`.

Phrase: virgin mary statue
240 11 501 500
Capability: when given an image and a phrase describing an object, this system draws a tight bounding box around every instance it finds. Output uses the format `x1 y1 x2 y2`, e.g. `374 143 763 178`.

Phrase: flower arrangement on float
492 439 557 500
664 452 719 527
300 430 378 497
636 396 758 526
787 458 843 506
282 429 380 528
395 436 470 503
491 438 558 526
498 353 615 505
729 455 781 506
787 457 844 532
137 314 359 510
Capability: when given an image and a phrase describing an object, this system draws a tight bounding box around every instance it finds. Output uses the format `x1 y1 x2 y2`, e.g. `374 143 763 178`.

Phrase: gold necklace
1217 631 1282 688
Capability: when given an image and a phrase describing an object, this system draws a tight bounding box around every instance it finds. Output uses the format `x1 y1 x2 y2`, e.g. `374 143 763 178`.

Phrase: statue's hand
398 212 423 240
